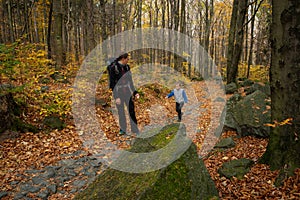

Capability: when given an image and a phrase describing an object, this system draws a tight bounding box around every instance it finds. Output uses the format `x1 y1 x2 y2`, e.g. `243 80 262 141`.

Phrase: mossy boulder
232 90 271 138
246 82 271 96
240 79 254 87
224 93 243 130
225 90 271 138
74 123 219 200
43 115 65 130
214 137 236 149
225 82 238 94
218 158 254 179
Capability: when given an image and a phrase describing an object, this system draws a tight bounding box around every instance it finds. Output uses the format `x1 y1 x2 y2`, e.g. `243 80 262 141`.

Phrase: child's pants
176 102 184 121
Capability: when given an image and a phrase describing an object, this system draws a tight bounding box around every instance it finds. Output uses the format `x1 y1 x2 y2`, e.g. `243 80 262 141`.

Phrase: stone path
1 150 105 200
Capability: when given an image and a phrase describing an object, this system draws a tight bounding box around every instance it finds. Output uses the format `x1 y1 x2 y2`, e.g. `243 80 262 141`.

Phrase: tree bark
226 0 239 83
227 0 248 84
52 0 65 66
247 0 257 78
260 0 300 185
47 0 53 59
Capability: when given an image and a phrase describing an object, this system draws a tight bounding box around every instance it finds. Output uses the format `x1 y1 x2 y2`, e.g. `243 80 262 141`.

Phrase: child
165 83 188 122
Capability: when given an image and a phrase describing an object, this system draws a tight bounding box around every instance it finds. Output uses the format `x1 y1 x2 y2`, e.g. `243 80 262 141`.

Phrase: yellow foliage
0 42 74 122
238 63 269 82
265 118 293 128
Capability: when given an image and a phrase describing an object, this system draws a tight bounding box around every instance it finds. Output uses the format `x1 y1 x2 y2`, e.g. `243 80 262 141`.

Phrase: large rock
218 158 254 179
43 115 65 130
214 137 236 149
225 82 238 94
231 90 271 137
245 82 271 96
240 79 254 87
224 93 243 130
74 123 219 200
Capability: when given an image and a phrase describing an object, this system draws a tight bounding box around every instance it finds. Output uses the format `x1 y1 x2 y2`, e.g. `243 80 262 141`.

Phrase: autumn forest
0 0 300 199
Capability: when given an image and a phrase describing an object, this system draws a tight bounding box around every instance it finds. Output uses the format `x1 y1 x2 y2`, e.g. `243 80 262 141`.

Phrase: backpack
106 58 118 89
106 58 130 89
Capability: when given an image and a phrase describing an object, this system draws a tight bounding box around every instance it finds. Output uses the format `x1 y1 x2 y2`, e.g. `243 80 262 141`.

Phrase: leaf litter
0 80 299 200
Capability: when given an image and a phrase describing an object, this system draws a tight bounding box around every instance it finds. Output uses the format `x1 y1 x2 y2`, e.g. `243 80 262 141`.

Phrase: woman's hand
135 93 140 99
116 98 121 105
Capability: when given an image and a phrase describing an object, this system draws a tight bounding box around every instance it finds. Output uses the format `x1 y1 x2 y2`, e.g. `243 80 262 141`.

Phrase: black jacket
109 62 137 99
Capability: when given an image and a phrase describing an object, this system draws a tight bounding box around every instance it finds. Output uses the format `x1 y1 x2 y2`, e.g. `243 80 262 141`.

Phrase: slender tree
52 0 65 66
226 0 248 84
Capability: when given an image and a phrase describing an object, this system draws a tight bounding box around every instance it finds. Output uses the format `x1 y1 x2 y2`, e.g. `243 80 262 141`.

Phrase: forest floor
0 80 300 200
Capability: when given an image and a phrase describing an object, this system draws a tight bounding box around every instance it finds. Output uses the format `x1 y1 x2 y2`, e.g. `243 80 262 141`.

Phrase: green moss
129 124 178 153
74 123 219 200
12 118 39 133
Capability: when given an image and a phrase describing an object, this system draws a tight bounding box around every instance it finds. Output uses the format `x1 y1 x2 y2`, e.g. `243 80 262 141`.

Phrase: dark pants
116 96 139 133
176 102 184 121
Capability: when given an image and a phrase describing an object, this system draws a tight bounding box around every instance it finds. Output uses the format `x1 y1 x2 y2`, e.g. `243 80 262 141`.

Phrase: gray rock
43 115 65 130
58 159 76 166
89 158 103 168
25 169 45 174
28 186 41 193
82 167 96 177
19 183 32 192
43 116 66 130
47 184 57 194
13 192 27 200
73 180 87 189
218 158 254 179
70 188 78 194
76 157 88 163
225 82 238 94
10 181 19 185
32 176 47 185
224 93 243 129
232 90 271 137
74 123 219 200
246 82 271 96
46 165 61 170
214 137 236 149
0 191 8 198
37 190 50 200
40 86 49 92
19 183 41 193
241 79 254 87
57 176 71 184
42 168 56 179
65 168 77 177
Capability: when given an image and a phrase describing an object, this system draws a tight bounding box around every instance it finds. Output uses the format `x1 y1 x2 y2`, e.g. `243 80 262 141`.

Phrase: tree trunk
99 0 108 41
226 0 238 83
260 0 300 185
247 0 257 79
52 0 65 66
7 0 15 43
227 0 248 84
0 91 17 133
47 0 53 59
